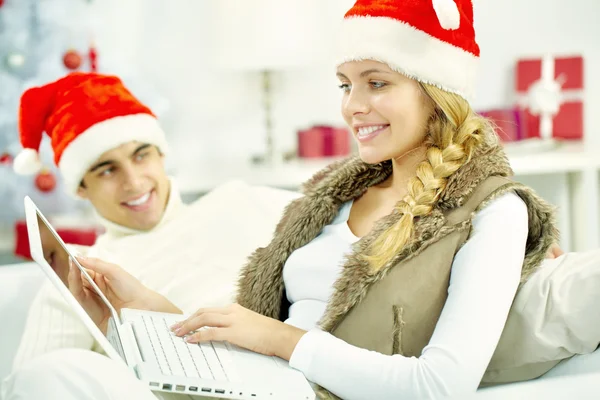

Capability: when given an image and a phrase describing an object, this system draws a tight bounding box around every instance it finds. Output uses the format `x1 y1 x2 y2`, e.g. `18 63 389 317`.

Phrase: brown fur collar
236 132 558 331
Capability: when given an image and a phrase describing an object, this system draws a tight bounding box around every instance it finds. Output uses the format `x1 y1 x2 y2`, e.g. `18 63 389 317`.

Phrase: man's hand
68 258 111 334
76 257 183 315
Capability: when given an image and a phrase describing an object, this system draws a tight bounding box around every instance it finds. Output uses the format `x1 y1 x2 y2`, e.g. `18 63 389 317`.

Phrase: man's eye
99 168 114 177
136 152 149 161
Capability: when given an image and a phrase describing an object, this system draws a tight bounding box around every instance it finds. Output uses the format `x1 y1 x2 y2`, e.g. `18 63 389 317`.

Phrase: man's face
77 142 170 231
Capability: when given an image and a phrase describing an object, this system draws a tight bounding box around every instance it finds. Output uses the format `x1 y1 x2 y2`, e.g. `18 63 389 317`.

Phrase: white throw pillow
482 249 600 384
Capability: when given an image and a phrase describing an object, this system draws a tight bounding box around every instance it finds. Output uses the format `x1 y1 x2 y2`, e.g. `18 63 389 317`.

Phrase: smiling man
14 72 175 237
11 72 187 368
77 141 172 234
10 73 298 376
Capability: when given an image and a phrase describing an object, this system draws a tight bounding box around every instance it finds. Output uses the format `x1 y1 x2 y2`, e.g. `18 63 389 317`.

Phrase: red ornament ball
0 152 11 165
35 170 57 193
63 50 82 70
0 0 4 8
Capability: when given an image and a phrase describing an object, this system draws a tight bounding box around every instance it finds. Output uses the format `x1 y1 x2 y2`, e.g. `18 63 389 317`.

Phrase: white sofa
0 262 45 382
1 179 599 397
2 262 599 398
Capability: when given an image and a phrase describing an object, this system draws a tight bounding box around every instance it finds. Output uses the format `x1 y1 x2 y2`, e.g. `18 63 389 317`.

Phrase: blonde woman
3 1 563 399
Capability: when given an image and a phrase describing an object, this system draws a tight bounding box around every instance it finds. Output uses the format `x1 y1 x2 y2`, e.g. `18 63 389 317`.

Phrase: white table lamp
208 0 322 164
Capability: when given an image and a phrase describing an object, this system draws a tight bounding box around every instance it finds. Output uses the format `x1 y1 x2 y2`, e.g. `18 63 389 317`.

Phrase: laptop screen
29 204 128 364
37 212 72 287
35 211 116 326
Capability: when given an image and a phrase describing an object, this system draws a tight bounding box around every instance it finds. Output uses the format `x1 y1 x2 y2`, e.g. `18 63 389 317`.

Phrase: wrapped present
479 108 529 142
297 125 351 158
515 55 584 140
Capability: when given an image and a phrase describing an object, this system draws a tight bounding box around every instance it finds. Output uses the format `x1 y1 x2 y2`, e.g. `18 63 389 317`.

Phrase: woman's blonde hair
365 83 492 271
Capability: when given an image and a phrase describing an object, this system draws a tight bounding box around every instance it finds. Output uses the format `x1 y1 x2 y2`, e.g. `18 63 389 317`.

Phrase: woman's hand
545 243 565 259
171 304 306 361
75 257 183 316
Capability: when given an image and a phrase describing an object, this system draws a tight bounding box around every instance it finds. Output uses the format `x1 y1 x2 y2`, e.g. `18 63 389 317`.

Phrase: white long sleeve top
283 192 529 399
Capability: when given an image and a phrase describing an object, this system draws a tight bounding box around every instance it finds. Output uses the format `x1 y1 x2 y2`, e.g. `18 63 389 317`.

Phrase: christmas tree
0 0 168 225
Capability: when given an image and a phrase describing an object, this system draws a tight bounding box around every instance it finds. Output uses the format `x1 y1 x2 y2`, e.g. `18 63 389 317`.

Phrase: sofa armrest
0 262 45 382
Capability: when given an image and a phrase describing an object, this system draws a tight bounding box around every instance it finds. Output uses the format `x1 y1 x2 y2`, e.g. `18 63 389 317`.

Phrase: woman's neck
381 145 428 197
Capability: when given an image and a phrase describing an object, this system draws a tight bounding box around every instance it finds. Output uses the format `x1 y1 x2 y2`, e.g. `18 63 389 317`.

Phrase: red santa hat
337 0 480 101
14 72 168 195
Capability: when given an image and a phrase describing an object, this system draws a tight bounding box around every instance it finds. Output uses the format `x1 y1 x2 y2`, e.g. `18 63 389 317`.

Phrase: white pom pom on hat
13 148 42 175
432 0 461 30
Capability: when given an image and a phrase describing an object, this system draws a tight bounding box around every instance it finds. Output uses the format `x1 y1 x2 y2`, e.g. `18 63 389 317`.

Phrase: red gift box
14 219 100 260
479 108 529 142
515 55 584 140
298 125 351 158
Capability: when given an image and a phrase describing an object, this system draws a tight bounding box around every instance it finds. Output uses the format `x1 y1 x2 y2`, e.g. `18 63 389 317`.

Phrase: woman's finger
171 306 233 331
552 244 565 258
184 327 228 344
174 313 232 337
192 306 235 318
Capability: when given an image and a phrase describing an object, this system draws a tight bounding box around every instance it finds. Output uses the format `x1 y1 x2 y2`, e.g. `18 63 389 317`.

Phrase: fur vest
237 133 558 399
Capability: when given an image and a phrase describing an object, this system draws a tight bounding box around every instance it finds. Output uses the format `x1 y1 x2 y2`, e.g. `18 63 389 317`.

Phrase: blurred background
1 0 599 261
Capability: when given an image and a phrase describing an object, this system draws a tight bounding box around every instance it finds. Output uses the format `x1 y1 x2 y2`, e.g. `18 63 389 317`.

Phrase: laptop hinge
120 320 146 370
106 316 128 363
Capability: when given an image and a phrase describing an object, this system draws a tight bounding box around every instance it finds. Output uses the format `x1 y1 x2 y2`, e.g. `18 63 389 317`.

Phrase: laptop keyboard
140 315 237 381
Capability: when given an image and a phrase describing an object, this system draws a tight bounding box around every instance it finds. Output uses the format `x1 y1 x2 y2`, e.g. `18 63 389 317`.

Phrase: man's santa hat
14 72 168 195
337 0 479 101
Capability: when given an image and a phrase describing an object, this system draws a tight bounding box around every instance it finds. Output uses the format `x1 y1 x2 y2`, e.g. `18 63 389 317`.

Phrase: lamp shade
208 0 322 71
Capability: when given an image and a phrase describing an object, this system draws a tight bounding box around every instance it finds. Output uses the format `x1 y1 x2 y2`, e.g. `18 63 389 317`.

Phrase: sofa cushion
0 263 45 382
483 250 600 384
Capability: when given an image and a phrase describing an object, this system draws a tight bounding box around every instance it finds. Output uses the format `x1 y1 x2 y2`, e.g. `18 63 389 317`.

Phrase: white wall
91 0 600 175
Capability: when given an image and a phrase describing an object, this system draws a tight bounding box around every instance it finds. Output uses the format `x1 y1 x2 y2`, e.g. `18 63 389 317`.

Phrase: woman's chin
358 149 389 165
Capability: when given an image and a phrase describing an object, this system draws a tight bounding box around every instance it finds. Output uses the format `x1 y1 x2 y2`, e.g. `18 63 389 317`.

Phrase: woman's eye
338 83 351 93
370 81 386 89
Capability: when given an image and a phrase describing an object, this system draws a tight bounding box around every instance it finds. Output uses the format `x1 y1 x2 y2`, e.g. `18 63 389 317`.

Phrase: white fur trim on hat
336 16 479 101
13 148 43 175
58 113 169 196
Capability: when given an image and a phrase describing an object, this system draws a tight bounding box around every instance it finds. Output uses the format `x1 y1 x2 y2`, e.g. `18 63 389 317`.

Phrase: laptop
24 196 315 400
